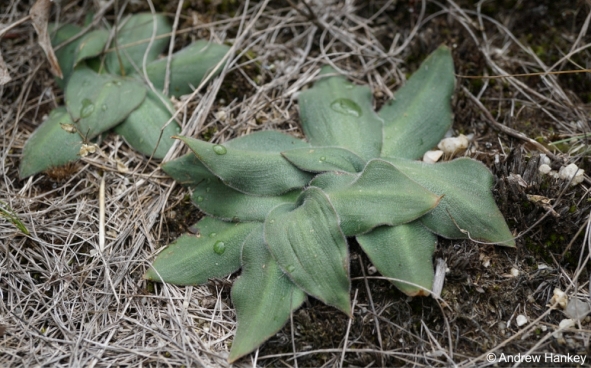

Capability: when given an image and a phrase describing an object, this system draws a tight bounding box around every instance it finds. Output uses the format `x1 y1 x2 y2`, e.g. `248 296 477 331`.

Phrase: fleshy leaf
161 153 214 186
105 13 171 75
115 88 180 158
144 217 259 285
224 130 309 152
229 225 306 363
264 187 351 315
65 66 146 139
177 136 313 196
19 107 82 179
380 46 455 159
145 40 230 97
51 23 83 88
310 159 441 236
383 157 515 246
357 222 436 296
298 66 383 160
74 29 109 66
193 178 299 222
281 146 365 173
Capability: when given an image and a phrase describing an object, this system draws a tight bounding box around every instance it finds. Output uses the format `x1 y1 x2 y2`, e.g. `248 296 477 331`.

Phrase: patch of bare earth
1 0 590 366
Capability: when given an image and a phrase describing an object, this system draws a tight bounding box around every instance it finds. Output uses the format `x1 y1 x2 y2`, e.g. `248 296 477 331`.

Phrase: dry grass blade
29 0 62 78
0 50 11 85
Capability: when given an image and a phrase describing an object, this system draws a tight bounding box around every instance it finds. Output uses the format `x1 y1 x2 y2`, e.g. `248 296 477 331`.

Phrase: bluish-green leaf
145 40 230 97
380 46 455 159
310 159 441 236
282 146 365 173
106 13 171 75
65 66 146 139
161 153 214 187
144 217 259 285
357 222 436 296
224 130 309 152
115 88 180 158
19 107 82 179
51 23 83 88
229 225 306 363
177 136 313 196
264 187 351 315
298 66 383 160
193 178 299 222
383 157 515 247
74 29 109 66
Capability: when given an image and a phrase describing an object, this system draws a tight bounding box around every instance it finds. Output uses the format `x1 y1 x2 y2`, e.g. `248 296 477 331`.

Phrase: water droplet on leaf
319 156 326 162
209 232 217 238
101 104 107 111
212 145 227 155
330 98 362 117
213 241 226 255
195 196 204 202
80 99 95 118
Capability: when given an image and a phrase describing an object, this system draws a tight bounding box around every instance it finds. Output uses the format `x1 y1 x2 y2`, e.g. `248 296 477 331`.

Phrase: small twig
99 174 105 253
339 289 358 367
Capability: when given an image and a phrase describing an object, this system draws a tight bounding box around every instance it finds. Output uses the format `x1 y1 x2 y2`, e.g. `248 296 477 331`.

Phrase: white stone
510 267 519 277
559 318 575 330
539 154 551 166
423 150 444 164
516 314 528 327
437 134 469 155
565 298 591 320
539 164 552 174
558 163 585 186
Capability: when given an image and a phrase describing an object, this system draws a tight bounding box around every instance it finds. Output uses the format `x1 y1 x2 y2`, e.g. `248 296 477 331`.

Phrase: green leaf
106 13 172 75
51 23 83 88
357 222 436 296
74 29 109 66
264 187 351 315
19 107 82 179
298 66 383 160
144 217 259 285
65 66 147 139
193 178 299 222
282 146 365 173
380 46 455 159
145 40 230 97
115 88 180 159
161 153 214 186
224 130 309 152
177 136 313 196
310 159 441 236
383 157 515 247
229 225 306 363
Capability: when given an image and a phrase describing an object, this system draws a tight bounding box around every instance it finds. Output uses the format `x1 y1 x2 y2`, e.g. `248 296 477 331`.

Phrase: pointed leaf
264 187 351 315
229 225 306 363
193 178 299 222
145 40 230 97
51 23 83 88
115 88 180 158
106 13 171 75
380 46 455 159
177 136 313 196
357 222 436 296
383 157 515 246
74 29 109 66
144 217 259 285
19 107 82 178
282 146 365 173
65 66 147 139
310 159 441 236
161 153 214 186
298 66 383 160
224 130 309 152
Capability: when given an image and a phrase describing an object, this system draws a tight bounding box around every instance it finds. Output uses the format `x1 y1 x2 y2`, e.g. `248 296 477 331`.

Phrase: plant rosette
145 46 515 362
19 13 230 179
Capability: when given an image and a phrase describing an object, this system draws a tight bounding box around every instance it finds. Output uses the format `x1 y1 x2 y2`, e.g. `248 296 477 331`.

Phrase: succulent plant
145 46 515 362
19 14 230 178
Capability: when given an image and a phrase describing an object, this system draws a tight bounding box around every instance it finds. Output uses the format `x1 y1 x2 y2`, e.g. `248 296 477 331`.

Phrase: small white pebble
437 134 469 155
423 150 444 164
510 267 519 277
565 298 591 320
550 288 568 309
539 154 551 166
537 263 551 270
540 325 547 332
516 314 528 327
558 163 585 186
539 164 552 175
559 318 575 330
214 110 227 121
